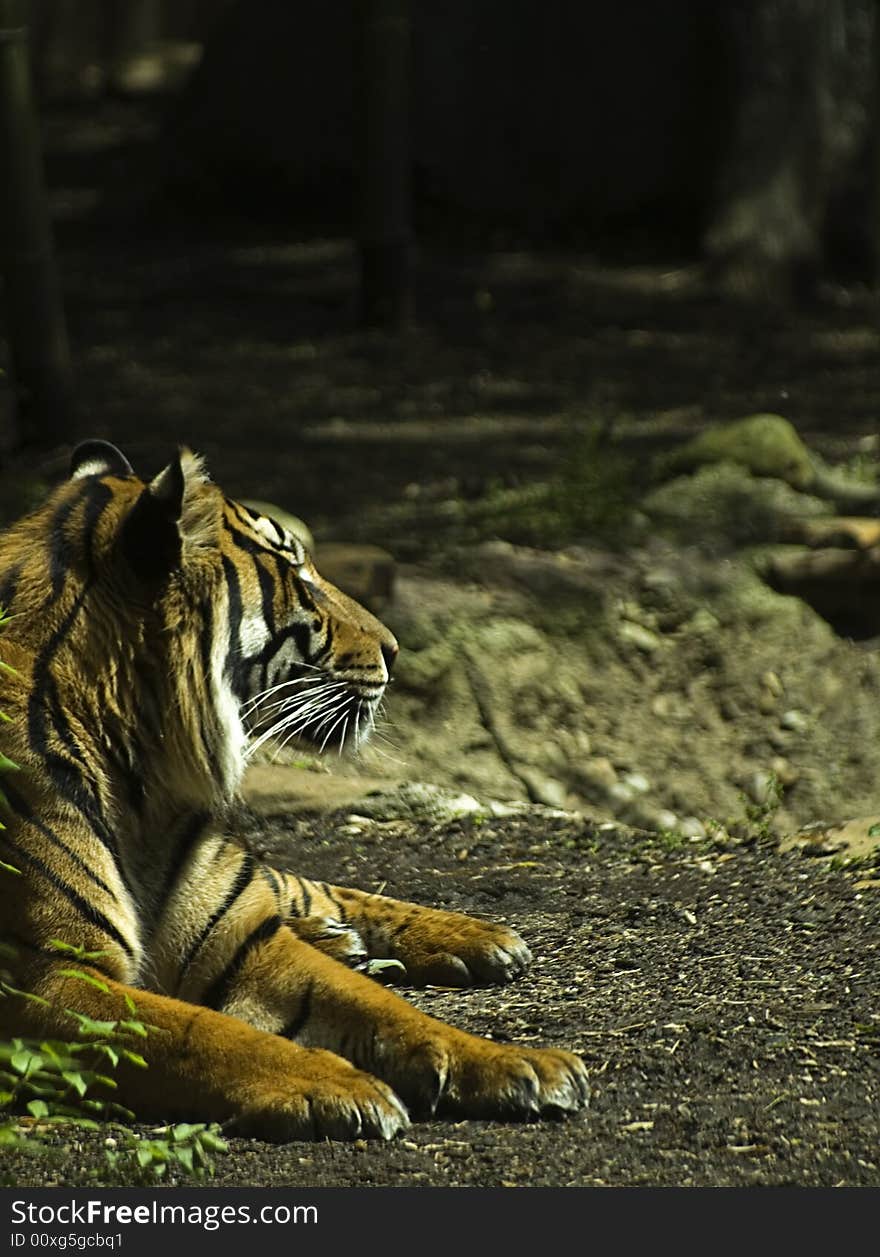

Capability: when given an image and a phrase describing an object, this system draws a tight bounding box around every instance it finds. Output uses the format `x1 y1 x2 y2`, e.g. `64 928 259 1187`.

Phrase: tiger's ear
121 453 186 581
70 439 134 481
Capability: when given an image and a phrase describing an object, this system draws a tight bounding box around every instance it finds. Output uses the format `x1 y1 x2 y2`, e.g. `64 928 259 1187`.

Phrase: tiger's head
0 440 397 810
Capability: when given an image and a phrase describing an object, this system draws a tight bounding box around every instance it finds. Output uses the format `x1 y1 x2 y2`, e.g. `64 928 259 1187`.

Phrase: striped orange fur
0 441 588 1139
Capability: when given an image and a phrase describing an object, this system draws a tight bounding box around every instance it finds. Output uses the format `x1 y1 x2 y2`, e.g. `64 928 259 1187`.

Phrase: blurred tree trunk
704 0 873 303
872 0 880 285
355 0 412 328
0 0 73 448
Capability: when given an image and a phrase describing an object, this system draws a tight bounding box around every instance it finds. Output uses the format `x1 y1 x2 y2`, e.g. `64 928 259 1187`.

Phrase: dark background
1 0 879 530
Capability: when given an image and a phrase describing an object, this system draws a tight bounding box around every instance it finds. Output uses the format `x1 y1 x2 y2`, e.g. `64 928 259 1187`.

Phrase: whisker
241 673 344 719
257 681 348 721
247 689 354 759
318 707 352 754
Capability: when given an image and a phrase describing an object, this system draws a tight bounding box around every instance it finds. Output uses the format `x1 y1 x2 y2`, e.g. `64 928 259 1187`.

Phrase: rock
622 772 651 795
617 620 662 653
780 815 880 859
770 756 799 787
574 756 619 794
471 540 614 604
679 816 708 840
644 462 828 548
761 670 784 697
243 762 394 817
680 608 721 636
607 781 636 808
518 769 569 810
353 782 486 822
746 771 779 805
653 809 680 833
393 640 456 693
780 709 809 733
662 414 815 489
651 692 689 721
621 798 678 833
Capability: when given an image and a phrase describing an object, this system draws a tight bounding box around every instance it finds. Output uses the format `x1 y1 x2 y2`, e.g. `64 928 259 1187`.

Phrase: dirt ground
3 806 879 1187
2 99 880 1187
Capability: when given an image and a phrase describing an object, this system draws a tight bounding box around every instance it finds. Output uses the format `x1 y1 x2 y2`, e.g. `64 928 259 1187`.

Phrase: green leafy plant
0 937 227 1180
0 940 146 1139
106 1123 229 1182
702 772 784 847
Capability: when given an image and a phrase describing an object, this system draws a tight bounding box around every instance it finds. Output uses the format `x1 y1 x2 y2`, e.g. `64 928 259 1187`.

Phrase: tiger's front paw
390 909 533 987
229 1046 410 1142
385 1032 589 1121
446 1042 590 1120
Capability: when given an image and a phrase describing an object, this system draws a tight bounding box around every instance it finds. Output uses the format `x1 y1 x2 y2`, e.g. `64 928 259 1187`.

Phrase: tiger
0 439 588 1140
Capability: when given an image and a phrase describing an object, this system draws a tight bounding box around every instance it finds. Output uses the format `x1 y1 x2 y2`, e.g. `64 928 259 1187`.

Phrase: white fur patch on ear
70 439 134 481
178 447 219 548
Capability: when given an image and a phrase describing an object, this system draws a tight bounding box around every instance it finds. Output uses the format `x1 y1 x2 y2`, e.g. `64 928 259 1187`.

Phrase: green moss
661 414 815 488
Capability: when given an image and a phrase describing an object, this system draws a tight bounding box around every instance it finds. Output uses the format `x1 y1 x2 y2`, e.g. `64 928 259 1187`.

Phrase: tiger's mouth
242 669 384 758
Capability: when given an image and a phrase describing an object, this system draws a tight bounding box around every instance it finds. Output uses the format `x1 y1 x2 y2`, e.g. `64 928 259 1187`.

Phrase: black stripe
155 811 209 908
27 585 130 884
47 493 80 604
280 981 313 1041
221 512 266 558
25 482 130 884
28 586 90 750
258 863 283 909
45 674 91 772
224 502 296 560
195 598 218 765
291 875 311 918
288 564 317 616
203 914 282 1010
320 881 348 923
79 479 113 579
254 555 278 635
2 781 116 895
0 831 135 958
222 514 313 622
220 555 245 694
178 854 257 981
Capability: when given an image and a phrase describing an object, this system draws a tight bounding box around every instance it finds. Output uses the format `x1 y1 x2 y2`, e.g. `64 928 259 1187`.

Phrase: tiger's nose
381 638 399 676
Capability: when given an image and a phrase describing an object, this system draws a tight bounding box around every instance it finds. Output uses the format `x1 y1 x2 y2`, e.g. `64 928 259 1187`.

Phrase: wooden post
0 0 74 448
355 0 413 329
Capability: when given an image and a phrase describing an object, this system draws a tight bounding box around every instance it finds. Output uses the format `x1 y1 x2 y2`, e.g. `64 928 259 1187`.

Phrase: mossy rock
663 414 815 489
643 461 828 548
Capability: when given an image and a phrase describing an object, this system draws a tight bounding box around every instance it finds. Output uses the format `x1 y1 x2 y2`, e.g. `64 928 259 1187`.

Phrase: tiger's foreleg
0 962 409 1141
149 844 587 1125
186 919 588 1123
274 869 533 986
